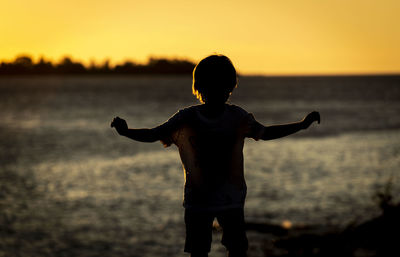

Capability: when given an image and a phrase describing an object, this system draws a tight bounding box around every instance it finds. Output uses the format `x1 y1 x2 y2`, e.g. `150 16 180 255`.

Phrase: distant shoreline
0 55 196 76
1 55 399 77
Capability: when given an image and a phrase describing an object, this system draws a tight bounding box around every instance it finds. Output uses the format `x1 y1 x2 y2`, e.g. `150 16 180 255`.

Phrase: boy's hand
301 111 320 129
111 116 128 136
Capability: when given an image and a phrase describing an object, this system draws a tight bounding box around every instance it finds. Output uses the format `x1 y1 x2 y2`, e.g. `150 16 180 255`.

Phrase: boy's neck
200 102 226 119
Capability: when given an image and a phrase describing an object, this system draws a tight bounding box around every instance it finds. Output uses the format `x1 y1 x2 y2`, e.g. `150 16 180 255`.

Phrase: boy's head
192 54 237 104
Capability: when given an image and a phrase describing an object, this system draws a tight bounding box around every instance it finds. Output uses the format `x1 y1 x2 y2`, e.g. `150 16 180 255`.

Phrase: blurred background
1 1 399 256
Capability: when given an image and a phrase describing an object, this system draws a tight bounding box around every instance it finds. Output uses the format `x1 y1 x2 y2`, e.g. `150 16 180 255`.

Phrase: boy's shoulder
175 105 199 117
177 104 249 118
225 104 249 115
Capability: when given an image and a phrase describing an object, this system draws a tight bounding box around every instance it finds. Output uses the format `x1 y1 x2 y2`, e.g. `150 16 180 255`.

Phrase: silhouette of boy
111 54 320 257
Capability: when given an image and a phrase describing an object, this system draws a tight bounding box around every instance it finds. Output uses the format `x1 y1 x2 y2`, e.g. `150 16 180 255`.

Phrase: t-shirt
154 104 264 211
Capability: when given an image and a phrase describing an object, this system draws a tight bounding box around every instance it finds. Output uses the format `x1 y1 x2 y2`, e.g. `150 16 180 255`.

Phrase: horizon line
241 72 400 77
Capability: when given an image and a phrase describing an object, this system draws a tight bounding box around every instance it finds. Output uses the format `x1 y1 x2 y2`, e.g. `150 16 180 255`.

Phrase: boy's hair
192 54 237 103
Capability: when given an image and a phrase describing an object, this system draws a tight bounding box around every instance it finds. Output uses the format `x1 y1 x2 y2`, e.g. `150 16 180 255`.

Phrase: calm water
1 75 400 256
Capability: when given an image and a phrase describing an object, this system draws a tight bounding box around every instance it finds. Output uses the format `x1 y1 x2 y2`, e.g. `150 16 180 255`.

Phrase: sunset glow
1 0 399 75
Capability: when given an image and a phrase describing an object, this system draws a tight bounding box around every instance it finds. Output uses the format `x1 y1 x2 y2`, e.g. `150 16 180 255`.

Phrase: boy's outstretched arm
260 111 320 140
111 116 160 142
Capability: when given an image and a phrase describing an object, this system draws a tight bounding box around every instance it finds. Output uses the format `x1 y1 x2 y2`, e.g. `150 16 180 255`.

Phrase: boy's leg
184 209 214 256
226 250 247 257
190 253 208 257
216 208 248 257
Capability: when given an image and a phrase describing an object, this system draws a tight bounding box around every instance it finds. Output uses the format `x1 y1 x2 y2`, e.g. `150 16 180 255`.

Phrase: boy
111 54 320 257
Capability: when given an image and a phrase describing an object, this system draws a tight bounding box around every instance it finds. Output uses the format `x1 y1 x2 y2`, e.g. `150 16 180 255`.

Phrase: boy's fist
111 116 128 135
302 111 320 129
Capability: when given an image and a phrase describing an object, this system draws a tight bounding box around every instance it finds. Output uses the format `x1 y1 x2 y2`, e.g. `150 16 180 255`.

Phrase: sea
1 75 399 256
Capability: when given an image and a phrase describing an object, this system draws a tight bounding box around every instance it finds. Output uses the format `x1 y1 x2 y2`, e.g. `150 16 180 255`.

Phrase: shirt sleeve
153 109 186 147
233 105 264 141
244 113 265 141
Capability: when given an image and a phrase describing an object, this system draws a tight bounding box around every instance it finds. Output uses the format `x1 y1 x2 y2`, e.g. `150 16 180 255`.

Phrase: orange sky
1 0 399 75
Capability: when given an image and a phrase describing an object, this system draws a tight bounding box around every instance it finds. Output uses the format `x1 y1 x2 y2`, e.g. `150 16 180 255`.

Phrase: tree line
0 55 196 75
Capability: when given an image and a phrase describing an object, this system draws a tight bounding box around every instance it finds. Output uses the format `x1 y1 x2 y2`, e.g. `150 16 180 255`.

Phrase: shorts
184 208 248 254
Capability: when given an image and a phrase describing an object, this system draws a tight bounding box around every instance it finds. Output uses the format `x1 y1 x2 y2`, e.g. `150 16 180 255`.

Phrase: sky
1 0 399 75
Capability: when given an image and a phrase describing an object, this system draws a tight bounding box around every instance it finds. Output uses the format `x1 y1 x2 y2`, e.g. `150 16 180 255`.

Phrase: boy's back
155 104 264 211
